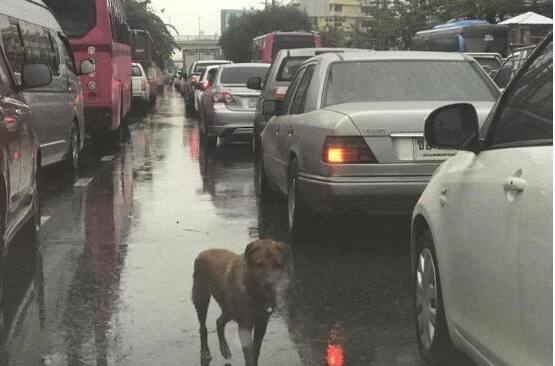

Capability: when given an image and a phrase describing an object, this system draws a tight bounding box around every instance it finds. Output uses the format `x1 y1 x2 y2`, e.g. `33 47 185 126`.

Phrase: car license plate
248 98 258 108
412 137 457 161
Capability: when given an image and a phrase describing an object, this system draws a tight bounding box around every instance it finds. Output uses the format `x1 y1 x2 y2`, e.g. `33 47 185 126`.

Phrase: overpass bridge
174 35 223 71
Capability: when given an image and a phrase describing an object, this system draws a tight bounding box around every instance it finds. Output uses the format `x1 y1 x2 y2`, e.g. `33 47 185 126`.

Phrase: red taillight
141 80 147 91
212 92 236 104
322 136 377 164
200 81 210 91
326 345 344 366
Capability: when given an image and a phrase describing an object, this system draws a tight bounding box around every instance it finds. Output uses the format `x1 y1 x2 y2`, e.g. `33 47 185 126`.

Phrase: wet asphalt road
0 90 465 366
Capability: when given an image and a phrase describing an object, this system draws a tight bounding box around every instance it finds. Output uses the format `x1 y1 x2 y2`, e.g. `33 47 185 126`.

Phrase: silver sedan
256 51 500 235
199 63 270 147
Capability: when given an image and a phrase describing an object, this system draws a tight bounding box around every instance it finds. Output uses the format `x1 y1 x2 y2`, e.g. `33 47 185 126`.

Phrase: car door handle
503 176 526 193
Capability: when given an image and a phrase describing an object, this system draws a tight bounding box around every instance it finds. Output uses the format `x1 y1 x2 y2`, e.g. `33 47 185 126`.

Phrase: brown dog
192 239 290 366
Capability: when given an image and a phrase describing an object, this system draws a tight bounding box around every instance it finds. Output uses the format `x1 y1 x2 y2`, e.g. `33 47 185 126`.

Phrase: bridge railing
175 35 221 42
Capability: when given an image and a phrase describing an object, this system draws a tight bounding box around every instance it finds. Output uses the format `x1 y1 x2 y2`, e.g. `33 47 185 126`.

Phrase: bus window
44 0 96 38
272 35 316 58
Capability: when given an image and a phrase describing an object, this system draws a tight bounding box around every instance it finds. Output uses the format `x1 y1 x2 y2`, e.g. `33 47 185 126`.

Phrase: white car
411 34 552 366
131 63 150 106
194 65 220 113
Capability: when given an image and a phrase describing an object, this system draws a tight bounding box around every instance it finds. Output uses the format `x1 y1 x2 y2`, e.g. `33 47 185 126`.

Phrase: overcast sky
150 0 267 36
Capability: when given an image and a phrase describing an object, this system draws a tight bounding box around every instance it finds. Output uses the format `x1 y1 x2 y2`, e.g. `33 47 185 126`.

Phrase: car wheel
415 229 456 365
255 149 272 201
287 158 308 238
67 122 80 172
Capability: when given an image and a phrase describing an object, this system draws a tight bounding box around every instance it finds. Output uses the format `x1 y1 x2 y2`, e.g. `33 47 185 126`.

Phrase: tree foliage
340 0 550 50
126 0 177 67
219 5 313 62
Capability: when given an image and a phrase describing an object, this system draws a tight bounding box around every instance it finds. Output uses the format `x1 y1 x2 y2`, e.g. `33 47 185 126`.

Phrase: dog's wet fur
192 239 290 366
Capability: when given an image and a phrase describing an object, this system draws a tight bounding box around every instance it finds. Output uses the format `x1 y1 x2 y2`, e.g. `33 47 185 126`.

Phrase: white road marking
74 178 94 187
100 155 115 162
40 216 51 225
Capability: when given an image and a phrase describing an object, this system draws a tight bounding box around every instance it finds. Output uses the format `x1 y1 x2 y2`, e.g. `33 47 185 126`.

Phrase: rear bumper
297 173 431 215
206 106 255 137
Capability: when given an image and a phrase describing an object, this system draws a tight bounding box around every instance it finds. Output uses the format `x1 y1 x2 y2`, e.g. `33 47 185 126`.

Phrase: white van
0 0 87 169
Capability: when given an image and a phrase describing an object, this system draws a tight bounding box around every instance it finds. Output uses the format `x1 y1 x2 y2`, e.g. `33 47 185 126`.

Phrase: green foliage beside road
126 0 177 66
219 6 313 62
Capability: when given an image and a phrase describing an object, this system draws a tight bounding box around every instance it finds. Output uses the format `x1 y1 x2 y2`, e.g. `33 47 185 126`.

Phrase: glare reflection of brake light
323 136 377 164
212 92 236 104
327 345 344 366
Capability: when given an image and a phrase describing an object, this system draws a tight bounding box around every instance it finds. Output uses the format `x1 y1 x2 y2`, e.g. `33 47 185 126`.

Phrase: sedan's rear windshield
220 67 269 84
193 62 229 75
324 60 497 106
44 0 96 38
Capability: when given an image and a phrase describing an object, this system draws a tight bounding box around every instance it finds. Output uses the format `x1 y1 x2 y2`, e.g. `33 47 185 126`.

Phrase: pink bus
251 31 323 64
44 0 132 144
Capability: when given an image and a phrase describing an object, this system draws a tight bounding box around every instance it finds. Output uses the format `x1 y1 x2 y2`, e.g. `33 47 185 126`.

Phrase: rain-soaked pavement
0 90 466 366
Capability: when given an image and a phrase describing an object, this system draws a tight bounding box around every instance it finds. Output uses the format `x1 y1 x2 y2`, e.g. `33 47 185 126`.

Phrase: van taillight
322 136 377 164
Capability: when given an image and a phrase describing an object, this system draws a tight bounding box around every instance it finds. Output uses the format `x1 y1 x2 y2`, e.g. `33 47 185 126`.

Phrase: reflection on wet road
0 91 466 365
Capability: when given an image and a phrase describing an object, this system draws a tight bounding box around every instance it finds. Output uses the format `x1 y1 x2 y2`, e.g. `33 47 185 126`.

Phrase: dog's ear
244 240 260 260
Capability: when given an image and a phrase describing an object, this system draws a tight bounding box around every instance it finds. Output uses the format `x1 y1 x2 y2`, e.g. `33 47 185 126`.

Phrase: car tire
255 149 273 201
414 229 456 365
287 158 308 239
25 158 41 239
66 122 80 172
199 111 216 148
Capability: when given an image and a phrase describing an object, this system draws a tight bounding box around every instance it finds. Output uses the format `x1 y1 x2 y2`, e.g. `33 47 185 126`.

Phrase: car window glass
132 66 142 76
282 67 305 114
208 69 218 84
0 54 14 96
494 58 513 88
490 40 553 146
0 16 24 73
58 34 77 74
289 65 315 115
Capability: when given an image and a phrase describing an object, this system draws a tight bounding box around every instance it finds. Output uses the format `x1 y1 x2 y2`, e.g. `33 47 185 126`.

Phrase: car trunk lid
222 85 261 111
325 101 494 164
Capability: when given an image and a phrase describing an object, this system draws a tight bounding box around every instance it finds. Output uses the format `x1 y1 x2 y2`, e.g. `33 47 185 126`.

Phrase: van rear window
277 57 307 82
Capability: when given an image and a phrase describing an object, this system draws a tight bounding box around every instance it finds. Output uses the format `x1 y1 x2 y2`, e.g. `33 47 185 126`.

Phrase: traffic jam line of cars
180 29 553 366
0 0 165 266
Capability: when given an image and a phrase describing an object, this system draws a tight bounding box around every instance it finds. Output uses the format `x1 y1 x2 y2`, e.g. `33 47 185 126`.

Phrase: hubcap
288 176 296 230
72 128 79 166
416 247 438 351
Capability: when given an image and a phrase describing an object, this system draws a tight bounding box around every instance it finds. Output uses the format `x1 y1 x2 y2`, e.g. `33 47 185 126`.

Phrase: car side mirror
424 103 480 152
263 100 283 117
80 59 95 75
21 64 52 89
247 76 262 90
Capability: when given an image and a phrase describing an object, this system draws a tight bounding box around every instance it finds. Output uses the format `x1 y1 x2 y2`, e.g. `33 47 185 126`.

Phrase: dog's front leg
253 313 270 364
238 325 255 366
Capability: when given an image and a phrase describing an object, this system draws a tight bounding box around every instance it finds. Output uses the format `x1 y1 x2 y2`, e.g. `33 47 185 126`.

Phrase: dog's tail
192 261 211 327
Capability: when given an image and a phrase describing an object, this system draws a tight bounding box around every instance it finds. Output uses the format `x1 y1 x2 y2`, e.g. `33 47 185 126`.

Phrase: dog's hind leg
216 313 232 359
192 276 211 363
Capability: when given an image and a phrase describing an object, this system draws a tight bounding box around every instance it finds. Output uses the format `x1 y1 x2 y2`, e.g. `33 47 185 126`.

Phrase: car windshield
43 0 96 38
277 58 306 81
220 67 269 84
324 60 497 106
